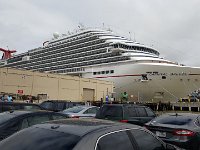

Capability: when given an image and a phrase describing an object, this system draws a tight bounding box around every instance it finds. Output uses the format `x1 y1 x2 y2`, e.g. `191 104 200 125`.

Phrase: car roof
34 118 142 137
158 113 200 120
1 110 55 117
70 105 97 109
162 112 199 117
102 104 147 107
0 102 41 106
41 100 72 103
2 110 33 117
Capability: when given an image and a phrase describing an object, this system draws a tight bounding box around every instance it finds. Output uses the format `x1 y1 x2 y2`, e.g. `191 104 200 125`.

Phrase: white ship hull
83 62 200 102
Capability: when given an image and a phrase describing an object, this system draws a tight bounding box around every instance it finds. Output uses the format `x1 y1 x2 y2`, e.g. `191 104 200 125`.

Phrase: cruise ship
1 28 200 102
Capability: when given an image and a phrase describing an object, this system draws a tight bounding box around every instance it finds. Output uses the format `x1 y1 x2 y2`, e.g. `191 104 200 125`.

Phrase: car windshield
0 112 15 125
153 115 195 125
63 106 85 113
0 127 80 150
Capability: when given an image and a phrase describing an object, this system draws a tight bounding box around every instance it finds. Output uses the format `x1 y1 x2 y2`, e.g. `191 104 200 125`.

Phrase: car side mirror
166 143 177 150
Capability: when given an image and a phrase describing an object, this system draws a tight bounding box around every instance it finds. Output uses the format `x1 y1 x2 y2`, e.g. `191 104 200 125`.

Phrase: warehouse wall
0 68 113 102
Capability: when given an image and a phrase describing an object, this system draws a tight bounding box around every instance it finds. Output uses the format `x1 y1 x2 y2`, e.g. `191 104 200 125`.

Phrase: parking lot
1 100 200 149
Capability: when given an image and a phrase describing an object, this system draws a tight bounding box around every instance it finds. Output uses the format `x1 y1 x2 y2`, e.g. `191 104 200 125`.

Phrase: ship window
162 76 166 79
110 70 114 74
93 72 97 75
101 71 105 74
106 71 109 74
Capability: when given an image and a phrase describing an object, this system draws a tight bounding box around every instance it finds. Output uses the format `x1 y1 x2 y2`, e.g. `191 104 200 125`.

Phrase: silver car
62 105 99 118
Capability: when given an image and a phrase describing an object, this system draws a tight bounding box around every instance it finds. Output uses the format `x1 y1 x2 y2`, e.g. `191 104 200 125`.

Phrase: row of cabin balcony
30 55 128 72
44 39 101 56
4 55 128 72
30 33 97 56
35 52 120 68
41 56 129 73
47 38 104 55
45 67 85 74
7 56 25 64
31 48 108 67
44 33 98 52
31 37 104 59
30 42 109 61
20 47 108 68
24 50 107 69
27 45 107 66
23 49 107 69
28 51 118 69
7 45 108 69
55 56 129 73
32 56 129 72
36 37 103 58
47 35 98 51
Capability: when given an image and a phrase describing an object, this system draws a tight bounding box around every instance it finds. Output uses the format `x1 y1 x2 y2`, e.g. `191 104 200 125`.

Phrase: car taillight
173 129 195 136
119 120 128 123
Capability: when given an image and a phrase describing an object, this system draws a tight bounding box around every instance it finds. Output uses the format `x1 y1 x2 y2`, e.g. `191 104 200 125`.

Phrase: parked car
0 118 179 150
96 104 156 126
145 113 200 150
40 100 83 112
0 101 44 113
62 106 99 118
0 110 68 140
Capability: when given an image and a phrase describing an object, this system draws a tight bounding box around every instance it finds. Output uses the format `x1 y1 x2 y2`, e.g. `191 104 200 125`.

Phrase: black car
96 104 156 126
40 100 83 112
0 118 178 150
0 110 68 140
0 102 44 113
145 113 200 150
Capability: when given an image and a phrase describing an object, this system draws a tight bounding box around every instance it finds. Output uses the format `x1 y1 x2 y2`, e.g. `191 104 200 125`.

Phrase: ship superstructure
0 28 164 73
1 28 200 102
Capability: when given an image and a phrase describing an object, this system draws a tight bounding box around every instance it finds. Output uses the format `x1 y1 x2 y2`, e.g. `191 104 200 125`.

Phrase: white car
62 105 99 118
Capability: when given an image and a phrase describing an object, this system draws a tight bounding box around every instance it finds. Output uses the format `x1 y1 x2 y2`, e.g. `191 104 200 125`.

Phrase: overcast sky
0 0 200 66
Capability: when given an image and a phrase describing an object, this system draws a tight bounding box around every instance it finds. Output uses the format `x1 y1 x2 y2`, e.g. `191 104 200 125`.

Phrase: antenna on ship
107 28 112 32
67 31 71 35
78 23 85 30
128 32 132 40
133 32 136 42
129 32 137 42
102 23 105 28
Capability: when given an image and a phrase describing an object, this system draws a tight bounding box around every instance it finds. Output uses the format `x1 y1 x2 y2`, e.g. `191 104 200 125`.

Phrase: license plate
156 131 166 137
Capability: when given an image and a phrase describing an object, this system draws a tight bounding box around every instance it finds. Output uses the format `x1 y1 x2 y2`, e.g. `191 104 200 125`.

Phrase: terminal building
0 67 113 102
